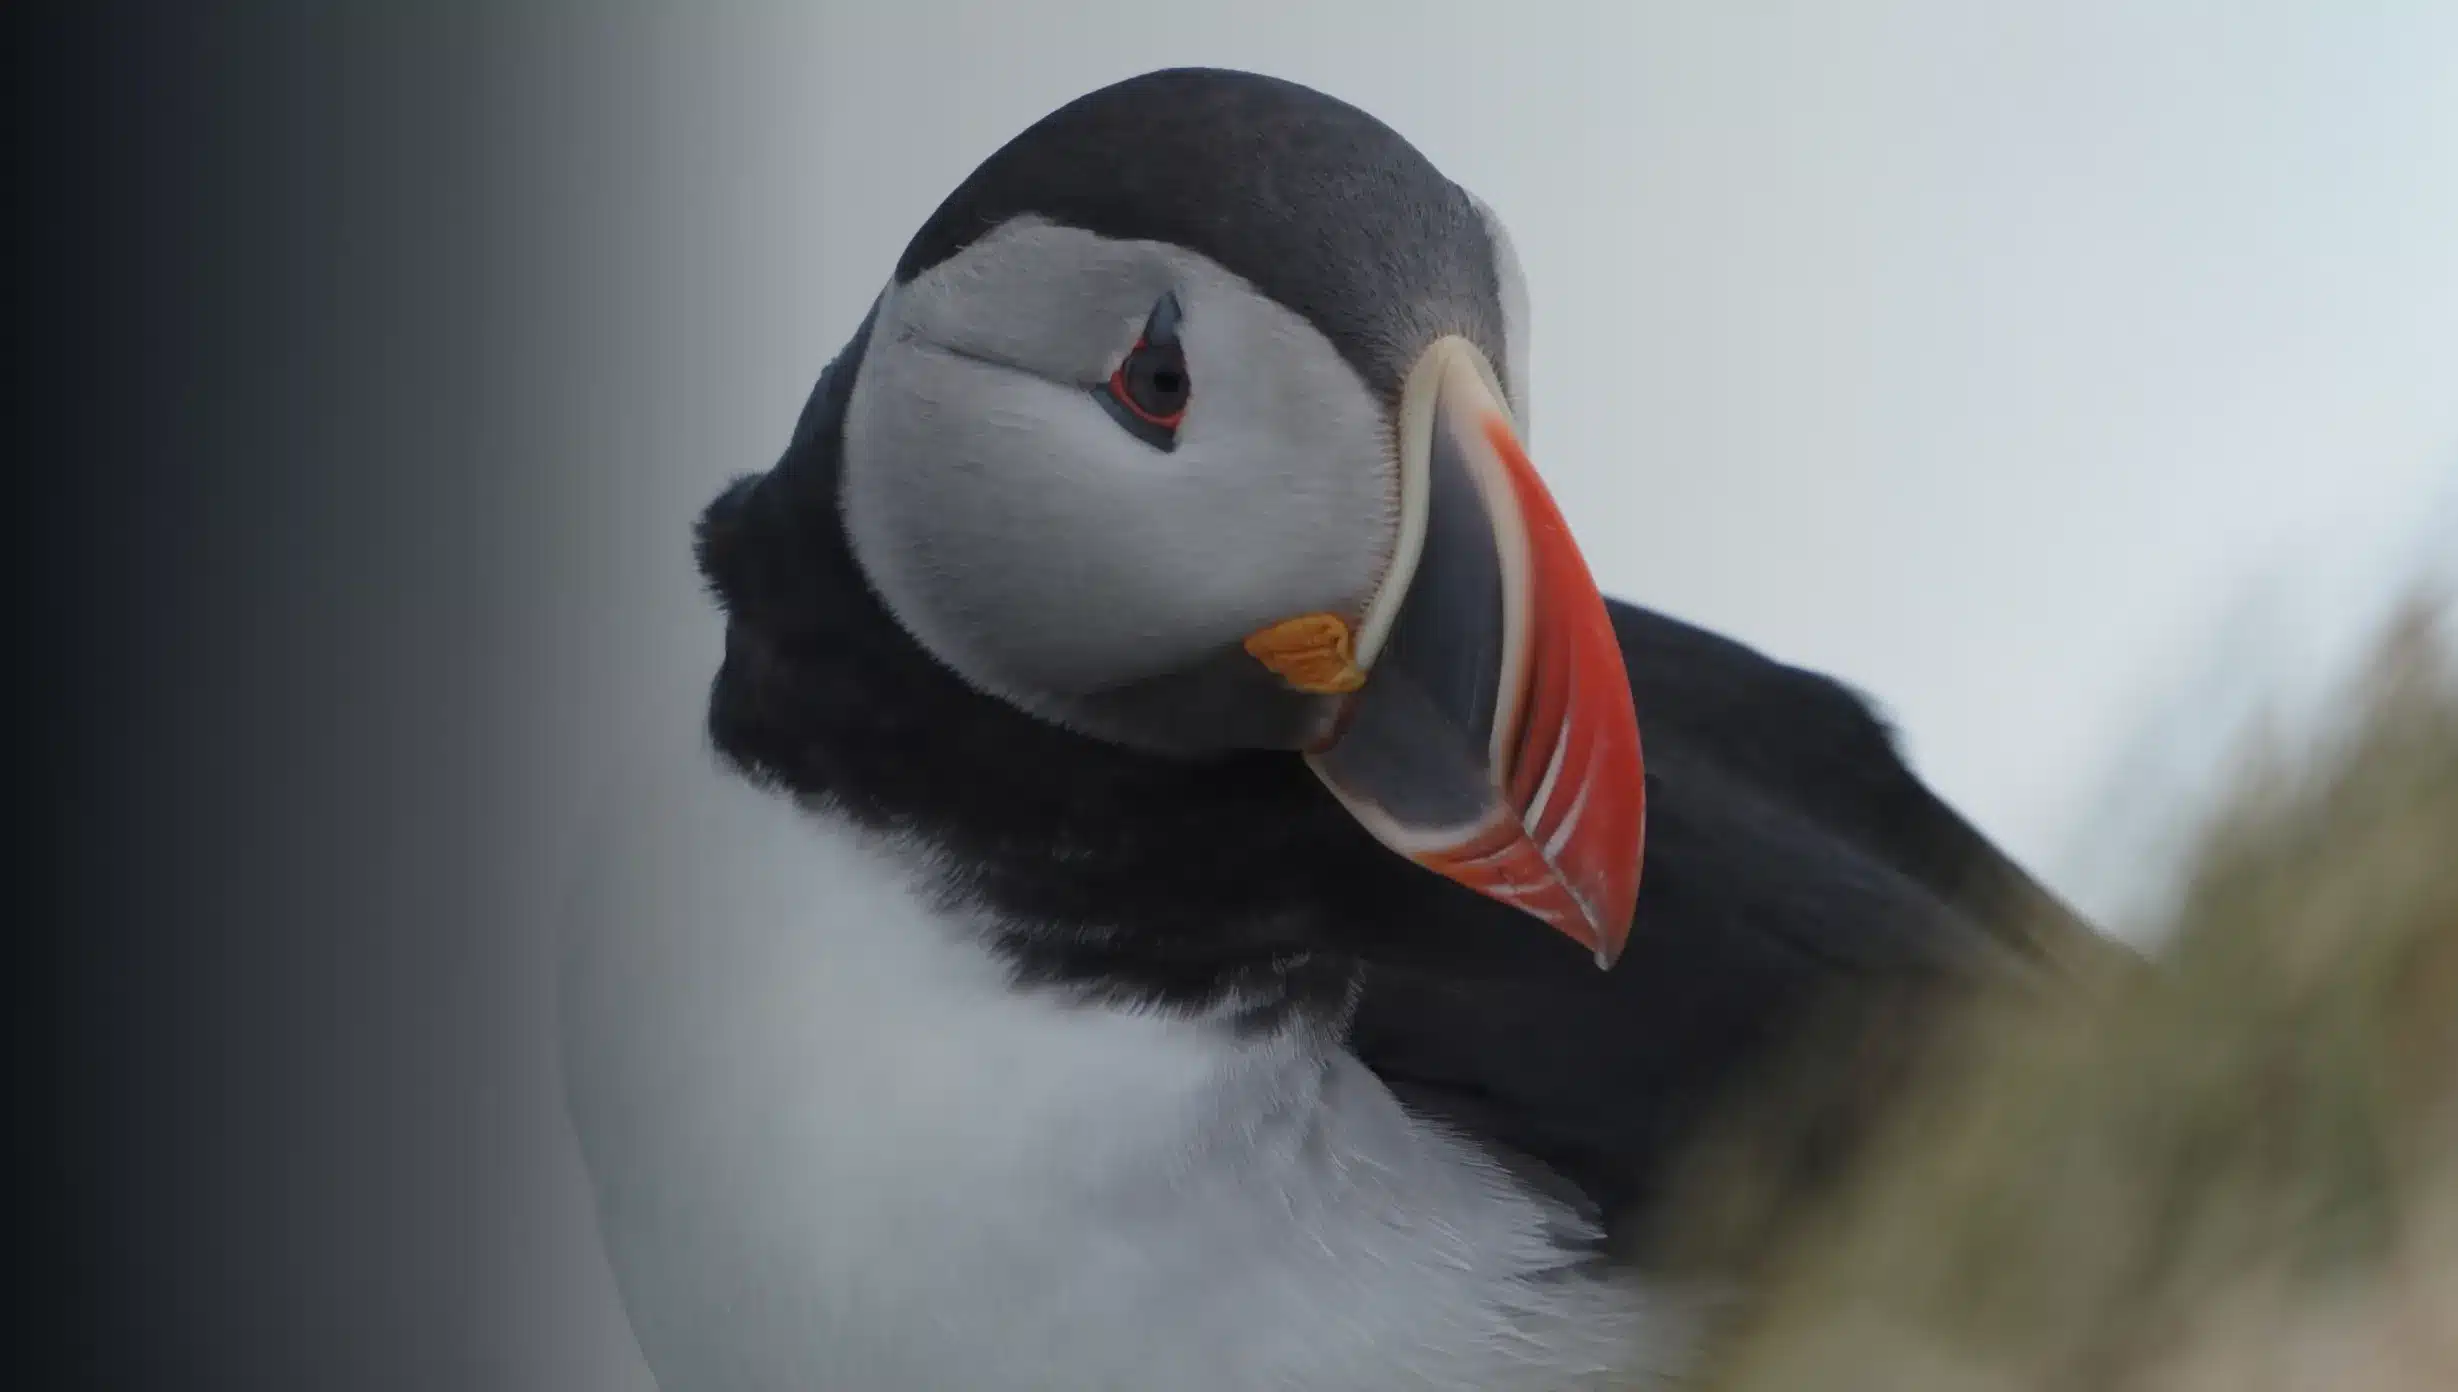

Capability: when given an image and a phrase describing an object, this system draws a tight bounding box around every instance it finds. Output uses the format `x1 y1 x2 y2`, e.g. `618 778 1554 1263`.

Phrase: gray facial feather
842 219 1399 748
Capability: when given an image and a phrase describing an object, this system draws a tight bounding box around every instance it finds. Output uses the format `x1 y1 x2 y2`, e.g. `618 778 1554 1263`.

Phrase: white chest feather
558 746 1688 1391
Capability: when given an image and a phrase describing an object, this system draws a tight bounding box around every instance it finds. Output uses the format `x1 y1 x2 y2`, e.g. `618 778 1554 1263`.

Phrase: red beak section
1306 340 1646 967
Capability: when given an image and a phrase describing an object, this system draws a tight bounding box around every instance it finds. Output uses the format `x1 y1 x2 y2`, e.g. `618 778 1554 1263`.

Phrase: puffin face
822 70 1645 964
843 219 1396 750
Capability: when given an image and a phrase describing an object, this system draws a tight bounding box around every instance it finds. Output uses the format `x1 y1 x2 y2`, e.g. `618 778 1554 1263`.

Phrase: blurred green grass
1639 600 2458 1390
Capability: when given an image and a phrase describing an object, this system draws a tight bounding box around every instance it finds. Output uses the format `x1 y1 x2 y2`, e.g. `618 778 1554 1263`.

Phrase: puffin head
701 69 1645 975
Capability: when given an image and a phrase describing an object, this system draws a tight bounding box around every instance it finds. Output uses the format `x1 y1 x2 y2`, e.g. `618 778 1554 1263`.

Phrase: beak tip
1582 903 1631 972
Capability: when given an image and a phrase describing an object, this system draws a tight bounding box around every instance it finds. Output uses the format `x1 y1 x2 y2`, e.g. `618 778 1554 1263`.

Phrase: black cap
895 67 1509 401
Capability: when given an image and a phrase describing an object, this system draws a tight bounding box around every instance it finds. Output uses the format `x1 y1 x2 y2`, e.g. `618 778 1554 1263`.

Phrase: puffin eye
1096 294 1189 451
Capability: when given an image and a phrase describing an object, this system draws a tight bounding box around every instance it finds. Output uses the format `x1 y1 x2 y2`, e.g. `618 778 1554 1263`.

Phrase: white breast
557 741 1690 1391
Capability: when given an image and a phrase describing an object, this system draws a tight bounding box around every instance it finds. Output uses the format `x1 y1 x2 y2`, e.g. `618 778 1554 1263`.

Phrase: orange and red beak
1282 338 1646 968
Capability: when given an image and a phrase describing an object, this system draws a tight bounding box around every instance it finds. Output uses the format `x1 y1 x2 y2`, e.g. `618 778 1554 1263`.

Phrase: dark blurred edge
32 9 202 1385
31 7 528 1389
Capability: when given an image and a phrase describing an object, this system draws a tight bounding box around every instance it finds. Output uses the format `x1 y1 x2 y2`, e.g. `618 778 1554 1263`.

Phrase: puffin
560 67 2098 1392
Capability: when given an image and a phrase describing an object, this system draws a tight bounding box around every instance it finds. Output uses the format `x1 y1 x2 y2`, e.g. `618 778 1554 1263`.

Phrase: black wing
1351 601 2109 1252
1603 601 2095 962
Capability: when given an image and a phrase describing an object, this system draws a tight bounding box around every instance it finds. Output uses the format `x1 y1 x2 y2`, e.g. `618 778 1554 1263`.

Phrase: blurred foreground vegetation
1650 603 2458 1390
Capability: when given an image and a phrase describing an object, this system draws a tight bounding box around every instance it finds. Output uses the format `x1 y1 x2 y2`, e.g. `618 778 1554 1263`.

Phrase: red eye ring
1094 295 1191 451
1108 336 1190 429
1109 373 1184 427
